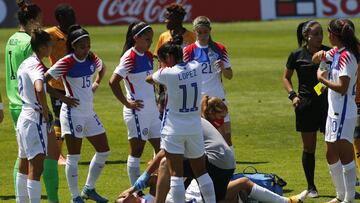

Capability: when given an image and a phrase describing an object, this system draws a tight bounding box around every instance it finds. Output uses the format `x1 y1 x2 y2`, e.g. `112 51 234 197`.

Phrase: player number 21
179 82 198 112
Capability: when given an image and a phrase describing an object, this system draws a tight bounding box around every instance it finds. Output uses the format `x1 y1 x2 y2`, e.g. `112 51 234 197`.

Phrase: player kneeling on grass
45 25 110 203
115 118 308 203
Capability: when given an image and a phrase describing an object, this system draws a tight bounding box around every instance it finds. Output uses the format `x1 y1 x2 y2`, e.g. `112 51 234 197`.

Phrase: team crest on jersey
142 128 149 136
208 49 219 64
76 125 83 133
90 64 95 72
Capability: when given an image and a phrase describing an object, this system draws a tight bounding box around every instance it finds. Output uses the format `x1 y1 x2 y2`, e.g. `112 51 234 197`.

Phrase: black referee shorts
295 95 327 133
183 157 235 201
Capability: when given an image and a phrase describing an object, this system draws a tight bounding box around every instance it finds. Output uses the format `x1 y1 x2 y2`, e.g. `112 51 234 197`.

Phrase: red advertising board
31 0 261 26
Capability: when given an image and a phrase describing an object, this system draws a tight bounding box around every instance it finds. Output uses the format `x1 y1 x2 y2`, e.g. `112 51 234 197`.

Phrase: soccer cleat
307 188 319 198
71 196 85 203
81 187 108 203
325 198 342 203
288 190 308 203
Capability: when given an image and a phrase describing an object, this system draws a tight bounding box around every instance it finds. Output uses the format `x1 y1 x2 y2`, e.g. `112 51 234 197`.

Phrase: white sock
169 176 185 203
16 173 28 202
196 173 216 203
27 179 41 203
249 184 288 203
329 160 345 201
343 161 356 202
127 155 140 185
66 154 80 198
85 151 110 189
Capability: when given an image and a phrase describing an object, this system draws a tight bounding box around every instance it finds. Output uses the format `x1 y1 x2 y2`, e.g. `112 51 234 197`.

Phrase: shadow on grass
282 189 294 194
79 160 139 165
236 161 269 165
0 195 47 200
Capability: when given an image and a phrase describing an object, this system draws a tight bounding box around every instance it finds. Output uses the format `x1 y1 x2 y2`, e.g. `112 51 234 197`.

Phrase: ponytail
296 20 319 47
30 29 51 53
17 0 41 26
201 95 210 119
329 19 360 62
157 41 183 64
200 96 228 120
122 22 152 56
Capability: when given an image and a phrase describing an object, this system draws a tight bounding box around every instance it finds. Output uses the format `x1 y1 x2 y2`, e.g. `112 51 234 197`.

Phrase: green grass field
0 19 360 202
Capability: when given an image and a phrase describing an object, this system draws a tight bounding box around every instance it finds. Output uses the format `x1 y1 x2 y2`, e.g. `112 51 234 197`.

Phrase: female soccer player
15 29 52 203
45 25 109 203
45 3 77 166
183 16 233 149
146 41 216 203
153 3 195 56
313 18 359 203
5 0 42 193
109 21 161 187
282 20 329 198
5 2 60 200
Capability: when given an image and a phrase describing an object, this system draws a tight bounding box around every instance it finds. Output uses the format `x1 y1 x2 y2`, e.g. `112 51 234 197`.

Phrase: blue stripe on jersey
336 95 348 140
331 51 342 71
67 59 97 78
67 107 75 136
129 54 153 74
36 116 47 155
160 108 169 132
132 109 142 139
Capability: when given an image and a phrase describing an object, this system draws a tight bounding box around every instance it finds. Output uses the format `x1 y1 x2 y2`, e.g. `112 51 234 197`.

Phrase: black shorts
50 90 66 119
295 95 328 133
183 157 235 201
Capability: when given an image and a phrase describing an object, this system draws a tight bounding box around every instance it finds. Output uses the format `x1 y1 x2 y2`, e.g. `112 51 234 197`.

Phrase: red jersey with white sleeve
183 41 231 99
152 61 202 136
47 52 103 115
17 54 46 122
114 47 156 114
325 47 357 119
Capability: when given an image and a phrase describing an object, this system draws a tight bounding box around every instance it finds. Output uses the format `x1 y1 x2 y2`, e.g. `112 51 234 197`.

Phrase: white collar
195 41 208 48
72 53 86 63
132 47 144 56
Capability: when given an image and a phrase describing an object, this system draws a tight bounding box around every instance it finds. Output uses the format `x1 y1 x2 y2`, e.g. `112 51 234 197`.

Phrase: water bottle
319 53 329 71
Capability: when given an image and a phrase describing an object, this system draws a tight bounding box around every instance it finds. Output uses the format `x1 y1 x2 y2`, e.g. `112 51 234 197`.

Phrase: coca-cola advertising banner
261 0 360 20
29 0 261 26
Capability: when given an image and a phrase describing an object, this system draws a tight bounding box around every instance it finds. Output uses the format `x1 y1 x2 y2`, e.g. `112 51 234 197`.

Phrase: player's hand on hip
92 81 99 93
127 99 144 111
64 96 80 108
292 96 300 108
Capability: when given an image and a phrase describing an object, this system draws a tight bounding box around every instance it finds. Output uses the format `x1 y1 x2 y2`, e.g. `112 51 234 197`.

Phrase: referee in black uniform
282 20 329 198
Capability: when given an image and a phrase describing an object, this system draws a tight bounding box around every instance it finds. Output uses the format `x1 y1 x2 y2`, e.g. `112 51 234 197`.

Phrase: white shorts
60 107 105 138
16 116 48 160
325 116 356 143
161 133 205 159
124 110 161 141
